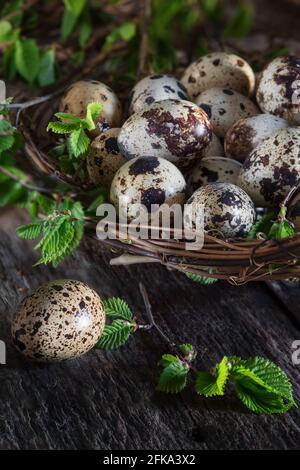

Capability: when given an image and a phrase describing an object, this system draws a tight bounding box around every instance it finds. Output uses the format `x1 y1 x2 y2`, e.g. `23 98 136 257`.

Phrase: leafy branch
95 284 296 415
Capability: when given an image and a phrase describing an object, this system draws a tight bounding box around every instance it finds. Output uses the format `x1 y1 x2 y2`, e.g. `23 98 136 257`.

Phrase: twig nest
118 99 212 168
287 190 300 231
256 56 300 124
201 132 225 158
11 280 105 362
110 156 186 221
195 88 259 138
185 182 256 238
128 74 189 114
187 157 242 196
59 80 122 132
225 114 289 162
181 52 256 100
87 128 126 187
237 127 300 207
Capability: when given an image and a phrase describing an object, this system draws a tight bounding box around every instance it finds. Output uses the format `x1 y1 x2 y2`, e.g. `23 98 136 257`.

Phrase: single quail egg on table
87 128 126 187
225 114 289 162
237 127 300 207
128 74 189 114
181 52 256 100
118 99 212 168
110 156 186 221
195 88 259 138
59 80 122 132
256 56 300 124
185 182 256 238
11 279 105 362
187 157 242 196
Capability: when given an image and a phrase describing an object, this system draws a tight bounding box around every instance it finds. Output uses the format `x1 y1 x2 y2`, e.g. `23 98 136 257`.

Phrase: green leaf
157 359 189 394
38 49 56 87
247 210 277 239
96 319 133 350
54 112 82 123
64 0 86 17
15 39 40 84
185 272 218 285
268 220 295 240
86 189 108 215
47 121 79 134
179 343 197 362
0 20 12 40
104 297 133 321
61 9 78 42
84 102 102 130
79 17 92 48
235 382 293 414
201 0 223 20
103 21 136 49
16 222 44 240
195 356 229 397
224 3 254 39
3 44 17 81
159 354 178 367
68 128 89 157
0 134 15 153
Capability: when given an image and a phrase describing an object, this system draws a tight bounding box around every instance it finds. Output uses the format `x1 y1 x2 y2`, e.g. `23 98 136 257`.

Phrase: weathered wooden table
0 209 299 450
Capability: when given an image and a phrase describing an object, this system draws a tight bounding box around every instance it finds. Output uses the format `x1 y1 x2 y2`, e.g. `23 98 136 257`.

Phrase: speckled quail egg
187 157 242 196
59 80 122 132
225 114 289 162
181 52 256 100
237 127 300 207
195 88 259 138
287 190 300 231
256 56 300 124
201 132 225 158
110 156 186 221
87 128 126 187
11 279 105 362
185 182 256 238
129 74 189 114
118 99 212 168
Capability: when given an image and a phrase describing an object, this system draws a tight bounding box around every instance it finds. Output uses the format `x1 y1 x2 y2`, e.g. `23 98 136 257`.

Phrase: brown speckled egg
110 156 186 221
59 80 122 132
196 88 259 138
118 99 212 168
185 182 256 238
287 190 300 231
187 157 242 196
225 114 289 162
237 128 300 207
181 52 256 100
11 279 105 362
202 132 225 158
256 56 300 124
87 128 126 187
129 75 189 114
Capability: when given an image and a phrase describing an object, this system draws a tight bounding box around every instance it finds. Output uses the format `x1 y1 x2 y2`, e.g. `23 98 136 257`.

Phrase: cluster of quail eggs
59 52 300 237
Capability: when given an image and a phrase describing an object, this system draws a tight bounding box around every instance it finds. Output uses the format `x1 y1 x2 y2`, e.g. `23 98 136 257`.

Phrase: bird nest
19 93 300 285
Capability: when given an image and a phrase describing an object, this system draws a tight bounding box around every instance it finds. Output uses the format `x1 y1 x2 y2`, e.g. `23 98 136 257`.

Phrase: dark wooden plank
266 281 300 329
0 210 299 450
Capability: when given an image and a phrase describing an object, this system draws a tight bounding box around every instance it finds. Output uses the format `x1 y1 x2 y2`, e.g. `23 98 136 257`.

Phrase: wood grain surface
0 210 299 450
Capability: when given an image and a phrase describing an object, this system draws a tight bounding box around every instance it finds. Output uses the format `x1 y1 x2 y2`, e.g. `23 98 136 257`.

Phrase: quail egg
202 132 225 158
256 56 300 124
225 114 289 162
87 128 126 187
187 157 242 196
11 279 105 362
237 127 300 207
118 99 212 168
110 156 186 221
185 182 256 238
287 190 300 231
181 52 256 100
129 74 189 114
59 80 122 132
195 88 259 138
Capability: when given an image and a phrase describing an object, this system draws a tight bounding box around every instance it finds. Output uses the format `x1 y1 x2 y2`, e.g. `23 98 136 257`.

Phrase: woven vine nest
19 93 300 285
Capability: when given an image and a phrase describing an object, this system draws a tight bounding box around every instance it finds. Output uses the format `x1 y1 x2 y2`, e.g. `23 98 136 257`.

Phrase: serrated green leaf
268 220 295 240
159 354 178 367
247 211 277 239
38 49 56 87
0 135 15 153
84 102 102 131
195 356 229 397
68 128 89 157
35 217 75 266
16 222 44 240
96 319 133 350
103 21 136 49
61 9 78 42
235 382 293 414
54 112 82 123
0 20 12 40
15 39 40 84
186 272 218 285
104 297 133 321
0 120 14 133
47 121 79 134
157 359 189 394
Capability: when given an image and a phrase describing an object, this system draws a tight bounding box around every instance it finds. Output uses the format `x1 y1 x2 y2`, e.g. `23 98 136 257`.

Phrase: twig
1 0 39 22
282 184 300 208
137 0 152 79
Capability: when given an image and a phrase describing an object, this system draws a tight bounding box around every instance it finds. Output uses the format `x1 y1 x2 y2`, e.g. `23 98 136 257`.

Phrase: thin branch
1 0 39 22
137 0 152 79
